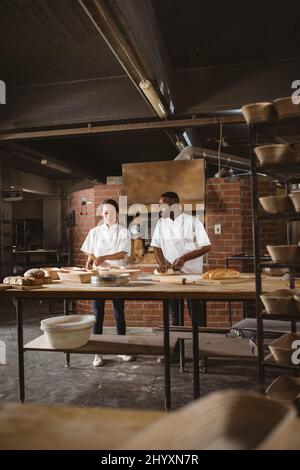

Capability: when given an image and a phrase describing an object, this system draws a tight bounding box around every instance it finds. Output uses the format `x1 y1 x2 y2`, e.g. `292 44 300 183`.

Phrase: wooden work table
0 275 290 300
0 275 290 410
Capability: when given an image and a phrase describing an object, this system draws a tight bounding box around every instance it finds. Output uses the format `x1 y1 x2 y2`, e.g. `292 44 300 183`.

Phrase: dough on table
153 268 177 276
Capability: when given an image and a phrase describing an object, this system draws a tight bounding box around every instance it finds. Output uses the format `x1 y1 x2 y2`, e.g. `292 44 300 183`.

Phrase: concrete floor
0 299 280 410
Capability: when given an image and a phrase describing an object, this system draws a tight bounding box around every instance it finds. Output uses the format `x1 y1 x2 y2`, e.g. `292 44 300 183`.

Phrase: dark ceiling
0 0 123 86
0 0 299 180
152 0 300 69
21 130 178 179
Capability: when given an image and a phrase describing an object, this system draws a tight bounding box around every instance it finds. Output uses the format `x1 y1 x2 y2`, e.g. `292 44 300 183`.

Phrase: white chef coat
151 213 210 273
81 222 131 268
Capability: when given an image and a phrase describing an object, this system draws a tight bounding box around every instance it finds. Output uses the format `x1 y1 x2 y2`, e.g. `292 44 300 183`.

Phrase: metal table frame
12 295 200 411
1 284 261 410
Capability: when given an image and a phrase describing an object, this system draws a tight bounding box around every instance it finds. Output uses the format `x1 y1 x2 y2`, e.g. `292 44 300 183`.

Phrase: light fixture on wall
80 197 92 215
139 80 167 118
41 159 73 175
225 168 251 182
214 167 227 178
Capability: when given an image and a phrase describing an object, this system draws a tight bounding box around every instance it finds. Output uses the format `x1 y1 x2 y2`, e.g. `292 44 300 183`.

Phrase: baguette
202 268 240 280
202 268 224 280
210 269 240 280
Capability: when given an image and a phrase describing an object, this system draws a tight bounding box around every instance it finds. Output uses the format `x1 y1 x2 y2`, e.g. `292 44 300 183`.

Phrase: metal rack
249 117 300 389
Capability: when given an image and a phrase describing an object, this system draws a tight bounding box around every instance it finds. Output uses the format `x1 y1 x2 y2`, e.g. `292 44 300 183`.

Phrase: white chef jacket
151 213 210 273
81 222 131 268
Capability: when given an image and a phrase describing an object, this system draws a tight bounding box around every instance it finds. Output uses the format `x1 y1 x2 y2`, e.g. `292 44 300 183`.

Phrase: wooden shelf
261 311 300 322
259 213 300 222
264 353 300 370
261 262 300 269
24 333 178 356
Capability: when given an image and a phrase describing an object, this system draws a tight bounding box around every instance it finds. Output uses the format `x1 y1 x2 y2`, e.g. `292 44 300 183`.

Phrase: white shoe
93 355 104 367
117 355 135 362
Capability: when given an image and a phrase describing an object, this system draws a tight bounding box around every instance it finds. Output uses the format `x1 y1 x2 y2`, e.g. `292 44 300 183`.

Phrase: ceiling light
139 80 167 119
214 168 227 178
183 131 192 146
41 159 73 175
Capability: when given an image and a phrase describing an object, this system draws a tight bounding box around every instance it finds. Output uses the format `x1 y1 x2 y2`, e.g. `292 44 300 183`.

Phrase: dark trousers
168 299 206 327
93 299 126 335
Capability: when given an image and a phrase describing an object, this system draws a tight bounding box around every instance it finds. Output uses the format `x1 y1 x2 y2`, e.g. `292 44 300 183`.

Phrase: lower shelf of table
24 333 178 356
24 332 257 360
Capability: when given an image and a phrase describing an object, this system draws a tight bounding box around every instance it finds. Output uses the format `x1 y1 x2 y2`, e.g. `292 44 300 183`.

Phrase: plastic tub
41 314 95 349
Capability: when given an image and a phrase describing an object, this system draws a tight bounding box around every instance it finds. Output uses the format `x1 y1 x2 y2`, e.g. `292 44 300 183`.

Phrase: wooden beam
0 115 244 141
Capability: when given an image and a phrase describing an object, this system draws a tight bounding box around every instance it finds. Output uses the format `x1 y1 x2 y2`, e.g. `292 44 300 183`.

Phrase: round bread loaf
24 268 45 279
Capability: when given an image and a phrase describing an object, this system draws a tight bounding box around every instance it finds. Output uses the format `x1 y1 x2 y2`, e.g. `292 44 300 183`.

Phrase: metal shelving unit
249 117 300 389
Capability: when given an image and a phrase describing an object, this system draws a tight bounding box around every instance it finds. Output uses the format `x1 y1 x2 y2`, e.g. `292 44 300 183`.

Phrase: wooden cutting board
153 275 219 285
0 284 12 290
153 273 256 286
10 285 45 290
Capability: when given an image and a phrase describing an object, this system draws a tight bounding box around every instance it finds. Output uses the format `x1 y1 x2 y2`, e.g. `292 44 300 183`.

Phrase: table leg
64 300 71 367
16 298 25 403
178 300 185 372
163 299 171 410
192 305 200 399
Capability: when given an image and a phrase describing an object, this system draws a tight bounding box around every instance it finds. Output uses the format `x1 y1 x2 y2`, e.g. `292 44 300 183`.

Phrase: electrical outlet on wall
214 224 221 235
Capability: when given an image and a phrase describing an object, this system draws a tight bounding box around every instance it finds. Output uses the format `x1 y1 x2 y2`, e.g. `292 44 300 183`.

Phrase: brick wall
205 177 281 327
68 177 281 328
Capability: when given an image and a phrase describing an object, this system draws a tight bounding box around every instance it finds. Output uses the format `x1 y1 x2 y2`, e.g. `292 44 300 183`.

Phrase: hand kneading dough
153 268 176 276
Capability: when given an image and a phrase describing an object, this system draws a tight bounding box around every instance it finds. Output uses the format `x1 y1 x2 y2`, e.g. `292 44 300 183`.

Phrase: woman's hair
102 198 119 213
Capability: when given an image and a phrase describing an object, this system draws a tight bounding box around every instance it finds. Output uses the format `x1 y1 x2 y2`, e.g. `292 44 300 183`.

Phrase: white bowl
41 314 95 349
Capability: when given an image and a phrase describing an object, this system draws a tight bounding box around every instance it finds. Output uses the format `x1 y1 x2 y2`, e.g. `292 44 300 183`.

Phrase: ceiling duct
174 146 250 171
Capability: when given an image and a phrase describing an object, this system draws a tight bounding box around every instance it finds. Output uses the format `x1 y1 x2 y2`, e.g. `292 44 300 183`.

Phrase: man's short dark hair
102 199 119 213
160 191 180 203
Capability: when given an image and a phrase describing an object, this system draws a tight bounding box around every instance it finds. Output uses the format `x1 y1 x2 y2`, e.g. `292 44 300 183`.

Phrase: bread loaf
202 268 223 280
202 268 240 280
210 269 240 279
15 277 33 286
24 269 45 279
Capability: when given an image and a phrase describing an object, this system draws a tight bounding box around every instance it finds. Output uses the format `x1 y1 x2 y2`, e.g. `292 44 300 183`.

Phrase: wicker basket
289 192 300 212
259 195 294 214
121 390 292 450
269 333 300 364
241 102 277 124
266 376 300 403
274 96 300 120
254 144 299 167
260 289 299 315
267 244 300 263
